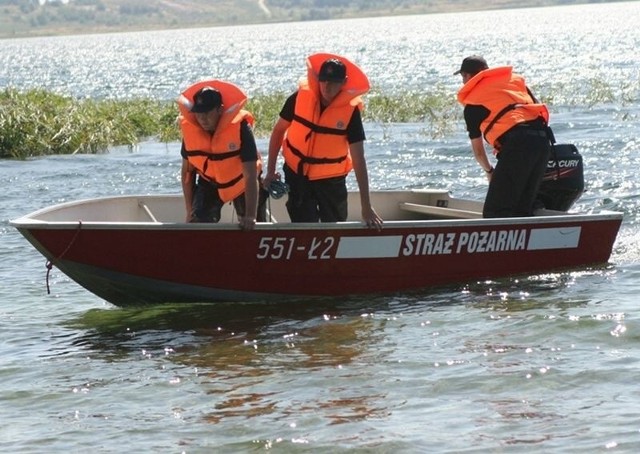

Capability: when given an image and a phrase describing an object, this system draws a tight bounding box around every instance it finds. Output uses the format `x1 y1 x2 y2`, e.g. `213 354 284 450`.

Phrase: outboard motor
536 144 584 211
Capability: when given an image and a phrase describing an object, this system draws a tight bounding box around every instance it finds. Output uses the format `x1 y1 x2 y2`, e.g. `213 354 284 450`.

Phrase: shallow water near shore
2 2 640 452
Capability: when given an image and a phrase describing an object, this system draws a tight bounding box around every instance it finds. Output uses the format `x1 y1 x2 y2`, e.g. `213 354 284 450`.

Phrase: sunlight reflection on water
1 3 640 452
1 2 638 106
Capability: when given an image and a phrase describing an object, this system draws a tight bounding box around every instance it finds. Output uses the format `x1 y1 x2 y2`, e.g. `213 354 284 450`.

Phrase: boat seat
138 201 159 222
399 202 481 219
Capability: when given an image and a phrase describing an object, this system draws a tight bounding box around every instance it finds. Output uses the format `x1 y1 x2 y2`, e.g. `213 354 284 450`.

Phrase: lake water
2 2 640 452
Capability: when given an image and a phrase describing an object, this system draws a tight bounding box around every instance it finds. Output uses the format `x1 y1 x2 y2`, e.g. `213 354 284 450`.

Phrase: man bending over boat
178 81 267 230
455 55 552 218
263 53 382 230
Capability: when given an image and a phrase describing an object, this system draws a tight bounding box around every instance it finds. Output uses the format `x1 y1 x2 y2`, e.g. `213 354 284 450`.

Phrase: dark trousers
283 164 348 222
483 128 551 218
191 178 268 223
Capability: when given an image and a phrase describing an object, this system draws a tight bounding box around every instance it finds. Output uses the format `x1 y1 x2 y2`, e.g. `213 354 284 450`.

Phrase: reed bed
2 79 635 159
1 88 459 159
0 88 176 159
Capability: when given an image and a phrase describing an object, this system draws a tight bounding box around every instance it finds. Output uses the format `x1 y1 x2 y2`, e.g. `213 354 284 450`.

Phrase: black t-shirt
280 91 366 144
181 119 258 162
463 104 490 140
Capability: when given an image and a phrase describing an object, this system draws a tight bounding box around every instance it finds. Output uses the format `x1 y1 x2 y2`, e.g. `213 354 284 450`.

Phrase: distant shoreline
0 0 619 40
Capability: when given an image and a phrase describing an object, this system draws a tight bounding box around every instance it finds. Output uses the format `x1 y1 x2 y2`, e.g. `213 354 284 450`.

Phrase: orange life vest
282 53 369 180
457 66 549 148
178 80 261 202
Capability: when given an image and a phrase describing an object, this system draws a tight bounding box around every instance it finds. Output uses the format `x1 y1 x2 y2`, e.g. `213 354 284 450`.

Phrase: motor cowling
536 144 584 211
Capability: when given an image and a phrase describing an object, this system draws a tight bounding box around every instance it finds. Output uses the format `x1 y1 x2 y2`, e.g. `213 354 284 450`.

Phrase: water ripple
2 3 640 452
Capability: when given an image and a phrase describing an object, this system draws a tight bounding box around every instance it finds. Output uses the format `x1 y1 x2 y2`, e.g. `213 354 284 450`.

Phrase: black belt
499 127 547 144
521 129 547 138
509 127 547 137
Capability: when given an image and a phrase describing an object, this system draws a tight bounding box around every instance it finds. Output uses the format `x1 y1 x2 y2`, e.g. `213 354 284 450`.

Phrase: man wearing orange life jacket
455 55 552 218
263 54 382 229
178 81 267 230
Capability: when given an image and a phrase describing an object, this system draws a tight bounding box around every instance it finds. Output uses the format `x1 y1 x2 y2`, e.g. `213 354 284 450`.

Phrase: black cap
453 55 488 75
190 87 222 113
318 58 347 82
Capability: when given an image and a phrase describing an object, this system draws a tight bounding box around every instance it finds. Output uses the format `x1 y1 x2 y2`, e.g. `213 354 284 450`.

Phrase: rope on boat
266 180 289 223
268 180 289 200
46 220 82 295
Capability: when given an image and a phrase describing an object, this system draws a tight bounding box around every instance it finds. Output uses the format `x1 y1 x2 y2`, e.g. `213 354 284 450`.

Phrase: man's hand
238 216 256 231
485 166 494 182
362 206 383 231
261 171 281 190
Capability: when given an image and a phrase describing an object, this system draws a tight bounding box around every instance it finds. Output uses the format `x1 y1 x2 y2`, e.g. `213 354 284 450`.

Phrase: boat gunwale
10 212 624 231
9 192 624 231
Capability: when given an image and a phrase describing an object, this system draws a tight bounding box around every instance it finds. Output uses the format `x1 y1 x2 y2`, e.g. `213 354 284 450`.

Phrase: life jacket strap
483 103 518 143
292 114 349 137
285 139 347 176
216 173 243 189
184 149 241 161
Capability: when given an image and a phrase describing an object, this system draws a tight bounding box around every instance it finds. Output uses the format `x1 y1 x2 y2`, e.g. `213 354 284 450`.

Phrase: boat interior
16 189 571 225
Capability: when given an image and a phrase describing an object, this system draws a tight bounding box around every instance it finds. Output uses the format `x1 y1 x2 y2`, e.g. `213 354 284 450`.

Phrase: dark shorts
283 164 348 222
483 127 551 218
191 178 268 223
